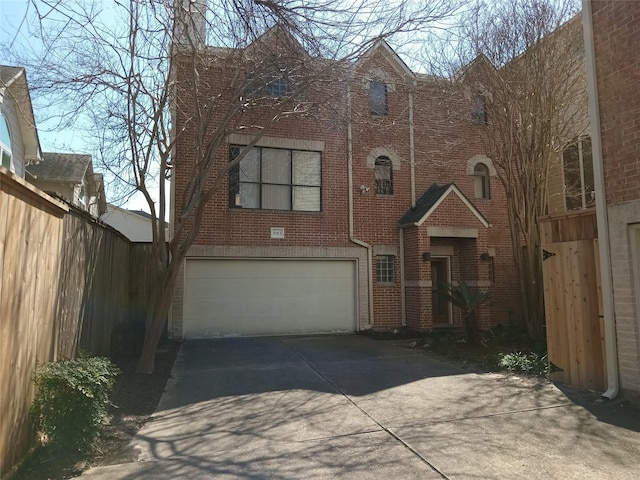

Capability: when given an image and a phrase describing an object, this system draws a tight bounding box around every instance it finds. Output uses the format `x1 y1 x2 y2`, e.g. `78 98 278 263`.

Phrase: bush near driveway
31 355 120 451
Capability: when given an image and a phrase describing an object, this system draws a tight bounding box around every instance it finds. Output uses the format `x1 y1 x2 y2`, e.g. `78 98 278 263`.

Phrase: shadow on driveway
78 335 640 480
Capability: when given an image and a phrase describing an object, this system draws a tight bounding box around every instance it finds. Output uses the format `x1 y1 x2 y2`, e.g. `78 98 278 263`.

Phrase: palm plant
437 281 491 345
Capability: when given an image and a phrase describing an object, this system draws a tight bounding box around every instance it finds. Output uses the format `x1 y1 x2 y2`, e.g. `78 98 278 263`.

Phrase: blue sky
1 0 160 212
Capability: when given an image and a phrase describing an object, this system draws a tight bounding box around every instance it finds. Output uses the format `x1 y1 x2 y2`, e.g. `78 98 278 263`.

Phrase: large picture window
230 145 321 211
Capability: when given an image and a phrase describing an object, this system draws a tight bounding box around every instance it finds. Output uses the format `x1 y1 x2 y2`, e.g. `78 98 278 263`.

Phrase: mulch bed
12 341 180 480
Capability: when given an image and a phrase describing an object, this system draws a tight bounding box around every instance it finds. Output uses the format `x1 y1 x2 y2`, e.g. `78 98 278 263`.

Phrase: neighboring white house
26 152 107 217
101 204 168 242
0 66 42 178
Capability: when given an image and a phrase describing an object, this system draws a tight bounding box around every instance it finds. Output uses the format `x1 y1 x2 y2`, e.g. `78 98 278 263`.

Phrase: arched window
375 156 393 194
474 163 490 199
0 114 12 171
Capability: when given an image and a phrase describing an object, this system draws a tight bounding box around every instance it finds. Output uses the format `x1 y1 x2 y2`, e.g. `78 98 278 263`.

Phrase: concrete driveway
78 335 640 479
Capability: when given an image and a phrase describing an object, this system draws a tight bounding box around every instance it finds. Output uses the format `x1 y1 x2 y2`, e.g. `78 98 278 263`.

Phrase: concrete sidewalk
77 335 640 479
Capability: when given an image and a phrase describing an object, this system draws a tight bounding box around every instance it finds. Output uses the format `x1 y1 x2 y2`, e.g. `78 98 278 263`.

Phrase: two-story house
169 29 520 339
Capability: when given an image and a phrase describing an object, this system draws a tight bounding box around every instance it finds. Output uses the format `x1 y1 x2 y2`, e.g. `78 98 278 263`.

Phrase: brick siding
171 41 521 336
592 0 640 397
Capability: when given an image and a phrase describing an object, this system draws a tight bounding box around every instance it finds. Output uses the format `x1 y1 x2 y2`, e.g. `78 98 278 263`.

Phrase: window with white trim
563 137 595 211
229 145 321 211
0 114 12 171
376 255 395 283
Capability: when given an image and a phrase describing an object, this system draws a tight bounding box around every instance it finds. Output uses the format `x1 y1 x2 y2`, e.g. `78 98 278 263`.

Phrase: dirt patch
12 341 180 480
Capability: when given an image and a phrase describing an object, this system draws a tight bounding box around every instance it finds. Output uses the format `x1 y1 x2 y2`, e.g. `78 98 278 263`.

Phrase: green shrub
497 352 548 376
31 355 120 450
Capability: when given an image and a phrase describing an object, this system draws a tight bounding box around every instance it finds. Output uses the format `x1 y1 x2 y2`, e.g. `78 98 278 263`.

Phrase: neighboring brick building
588 0 640 398
169 31 520 339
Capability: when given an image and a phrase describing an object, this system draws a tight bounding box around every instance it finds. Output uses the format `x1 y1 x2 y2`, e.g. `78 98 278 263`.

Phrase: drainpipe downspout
399 227 407 327
583 0 619 400
403 79 417 327
347 82 374 330
409 86 416 208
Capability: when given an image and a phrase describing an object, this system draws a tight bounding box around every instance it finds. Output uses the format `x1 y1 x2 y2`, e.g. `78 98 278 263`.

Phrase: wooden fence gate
540 210 606 391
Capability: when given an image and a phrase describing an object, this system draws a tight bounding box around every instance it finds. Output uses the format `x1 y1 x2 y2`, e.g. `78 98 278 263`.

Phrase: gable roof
399 183 490 228
0 65 42 165
106 203 169 227
26 152 92 183
453 53 495 83
356 39 415 81
244 23 309 59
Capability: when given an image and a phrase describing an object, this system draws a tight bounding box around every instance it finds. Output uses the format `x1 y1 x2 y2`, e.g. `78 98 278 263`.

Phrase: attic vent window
369 81 387 116
265 77 289 97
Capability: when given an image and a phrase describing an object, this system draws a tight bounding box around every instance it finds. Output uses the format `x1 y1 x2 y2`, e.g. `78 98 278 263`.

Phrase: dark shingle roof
399 183 452 225
26 152 91 183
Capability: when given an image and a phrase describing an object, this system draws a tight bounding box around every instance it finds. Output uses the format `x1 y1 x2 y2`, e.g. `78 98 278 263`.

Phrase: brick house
585 0 640 399
169 31 520 339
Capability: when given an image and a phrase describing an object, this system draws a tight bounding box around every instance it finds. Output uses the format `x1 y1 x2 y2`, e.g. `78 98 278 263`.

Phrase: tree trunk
464 311 479 345
136 253 184 374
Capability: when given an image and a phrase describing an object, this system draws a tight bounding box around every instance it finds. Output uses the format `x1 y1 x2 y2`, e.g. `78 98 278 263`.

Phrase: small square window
376 255 395 283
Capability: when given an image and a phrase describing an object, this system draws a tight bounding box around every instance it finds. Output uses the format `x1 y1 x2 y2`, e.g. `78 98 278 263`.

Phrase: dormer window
370 81 387 116
375 156 393 194
0 114 12 171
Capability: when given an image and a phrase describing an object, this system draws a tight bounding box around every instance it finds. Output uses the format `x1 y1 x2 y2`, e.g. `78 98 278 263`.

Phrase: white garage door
183 259 357 338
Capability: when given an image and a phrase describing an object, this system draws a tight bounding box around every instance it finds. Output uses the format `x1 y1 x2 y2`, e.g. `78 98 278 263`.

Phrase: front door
431 257 452 325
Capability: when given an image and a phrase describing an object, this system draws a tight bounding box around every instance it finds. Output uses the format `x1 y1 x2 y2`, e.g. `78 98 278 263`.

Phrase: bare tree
7 0 459 372
444 0 585 339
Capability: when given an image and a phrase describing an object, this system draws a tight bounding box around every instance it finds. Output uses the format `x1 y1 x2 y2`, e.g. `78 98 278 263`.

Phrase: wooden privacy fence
0 170 156 476
540 209 606 392
0 172 67 477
